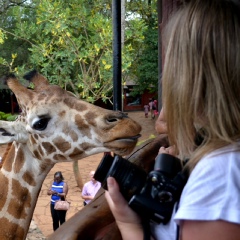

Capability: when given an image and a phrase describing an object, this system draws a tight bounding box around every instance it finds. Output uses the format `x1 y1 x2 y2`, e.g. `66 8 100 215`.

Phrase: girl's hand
159 146 176 156
105 177 144 240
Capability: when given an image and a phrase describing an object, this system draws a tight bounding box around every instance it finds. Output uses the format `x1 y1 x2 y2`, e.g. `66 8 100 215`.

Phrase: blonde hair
162 0 240 170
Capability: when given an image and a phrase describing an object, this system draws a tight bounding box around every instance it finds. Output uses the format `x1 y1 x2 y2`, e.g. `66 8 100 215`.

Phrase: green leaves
0 29 6 44
0 0 158 103
24 0 115 101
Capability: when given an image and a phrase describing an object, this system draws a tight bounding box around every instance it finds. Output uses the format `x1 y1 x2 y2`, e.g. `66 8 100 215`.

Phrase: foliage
0 111 18 121
0 1 33 74
132 25 158 95
126 0 159 96
0 0 158 102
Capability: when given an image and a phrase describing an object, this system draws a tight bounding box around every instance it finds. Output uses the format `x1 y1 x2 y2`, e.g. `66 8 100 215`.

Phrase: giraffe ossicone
0 70 141 240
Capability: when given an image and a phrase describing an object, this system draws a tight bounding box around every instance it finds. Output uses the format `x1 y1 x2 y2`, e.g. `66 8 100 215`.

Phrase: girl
105 1 240 239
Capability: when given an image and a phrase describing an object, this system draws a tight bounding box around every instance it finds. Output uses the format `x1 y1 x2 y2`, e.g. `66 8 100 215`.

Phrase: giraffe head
0 70 141 163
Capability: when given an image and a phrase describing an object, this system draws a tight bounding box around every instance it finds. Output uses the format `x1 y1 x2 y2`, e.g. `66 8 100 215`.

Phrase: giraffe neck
0 142 54 240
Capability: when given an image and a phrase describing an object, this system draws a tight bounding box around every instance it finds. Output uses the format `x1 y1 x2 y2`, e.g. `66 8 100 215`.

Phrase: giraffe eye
32 118 51 131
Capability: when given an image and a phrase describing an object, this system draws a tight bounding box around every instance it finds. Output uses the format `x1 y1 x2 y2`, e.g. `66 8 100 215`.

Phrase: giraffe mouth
116 134 141 142
104 134 141 149
103 134 141 156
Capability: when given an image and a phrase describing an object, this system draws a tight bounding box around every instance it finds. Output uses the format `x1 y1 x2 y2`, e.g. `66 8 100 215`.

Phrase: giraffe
48 135 169 240
0 70 141 240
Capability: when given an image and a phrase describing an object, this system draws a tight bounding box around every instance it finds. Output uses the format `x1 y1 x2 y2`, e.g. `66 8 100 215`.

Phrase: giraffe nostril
107 117 118 123
106 112 129 123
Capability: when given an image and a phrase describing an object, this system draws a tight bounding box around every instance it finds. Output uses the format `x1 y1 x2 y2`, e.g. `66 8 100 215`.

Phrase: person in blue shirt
47 171 69 231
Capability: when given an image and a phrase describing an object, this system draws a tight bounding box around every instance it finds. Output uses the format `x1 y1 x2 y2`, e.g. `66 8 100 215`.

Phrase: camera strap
141 159 189 240
174 163 189 240
175 201 180 240
142 219 151 240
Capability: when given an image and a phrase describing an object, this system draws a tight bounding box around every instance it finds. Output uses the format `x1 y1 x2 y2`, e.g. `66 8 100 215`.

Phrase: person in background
143 103 149 118
149 98 158 119
148 98 153 110
105 1 240 239
47 171 68 231
153 99 158 116
82 170 101 206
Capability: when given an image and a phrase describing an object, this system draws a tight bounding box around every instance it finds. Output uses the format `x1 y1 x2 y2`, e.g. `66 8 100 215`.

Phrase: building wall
123 89 157 112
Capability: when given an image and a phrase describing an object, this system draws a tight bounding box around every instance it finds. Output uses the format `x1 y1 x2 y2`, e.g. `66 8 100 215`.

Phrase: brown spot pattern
2 146 15 172
75 114 87 128
69 130 78 142
10 179 31 219
69 147 84 158
80 142 94 151
75 114 91 137
62 124 79 142
53 137 71 152
0 218 25 239
34 134 39 140
22 171 36 186
0 175 8 211
33 150 41 160
64 98 87 111
30 135 37 145
40 158 52 172
53 154 66 161
37 93 47 101
58 110 66 117
38 145 44 157
84 112 97 127
13 148 25 174
42 142 56 154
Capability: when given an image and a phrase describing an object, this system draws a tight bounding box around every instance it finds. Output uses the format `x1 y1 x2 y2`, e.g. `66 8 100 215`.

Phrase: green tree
0 0 34 74
0 0 157 190
0 0 156 99
133 24 158 94
126 0 158 96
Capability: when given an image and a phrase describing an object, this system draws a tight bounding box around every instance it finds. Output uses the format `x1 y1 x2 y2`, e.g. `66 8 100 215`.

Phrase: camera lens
93 153 115 189
154 154 182 178
94 155 147 201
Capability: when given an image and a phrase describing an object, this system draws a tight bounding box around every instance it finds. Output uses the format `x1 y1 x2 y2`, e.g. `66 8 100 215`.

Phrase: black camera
94 153 188 224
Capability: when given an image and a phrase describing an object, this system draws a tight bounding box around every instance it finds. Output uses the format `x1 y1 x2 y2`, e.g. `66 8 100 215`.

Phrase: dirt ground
0 111 159 239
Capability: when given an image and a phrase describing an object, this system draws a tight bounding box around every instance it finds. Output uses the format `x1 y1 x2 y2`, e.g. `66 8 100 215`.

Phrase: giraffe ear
0 121 28 144
23 70 49 90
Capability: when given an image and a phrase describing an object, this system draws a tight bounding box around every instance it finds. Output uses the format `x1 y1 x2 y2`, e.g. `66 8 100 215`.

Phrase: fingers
158 146 176 155
105 177 128 214
159 146 170 154
105 177 141 225
105 177 144 239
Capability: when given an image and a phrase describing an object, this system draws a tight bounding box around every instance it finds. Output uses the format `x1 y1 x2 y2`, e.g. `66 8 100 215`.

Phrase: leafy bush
0 112 5 119
0 111 18 121
6 115 18 121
